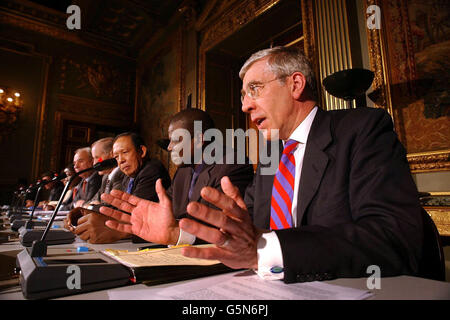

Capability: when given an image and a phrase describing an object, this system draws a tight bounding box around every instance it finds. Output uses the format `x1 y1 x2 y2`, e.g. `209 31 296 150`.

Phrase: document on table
34 210 69 216
102 244 221 268
107 270 373 300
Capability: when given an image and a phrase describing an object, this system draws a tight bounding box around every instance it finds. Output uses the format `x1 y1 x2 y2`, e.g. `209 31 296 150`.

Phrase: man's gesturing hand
180 176 262 269
100 179 180 245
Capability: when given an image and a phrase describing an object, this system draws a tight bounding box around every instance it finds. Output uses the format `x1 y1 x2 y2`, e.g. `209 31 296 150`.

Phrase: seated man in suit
87 137 125 205
114 132 171 200
64 137 126 243
58 164 80 210
38 171 64 208
100 109 254 246
67 132 171 244
62 147 102 210
100 46 425 283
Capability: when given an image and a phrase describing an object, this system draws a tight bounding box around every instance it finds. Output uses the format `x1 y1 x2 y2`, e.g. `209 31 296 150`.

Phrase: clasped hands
100 177 262 270
63 207 129 243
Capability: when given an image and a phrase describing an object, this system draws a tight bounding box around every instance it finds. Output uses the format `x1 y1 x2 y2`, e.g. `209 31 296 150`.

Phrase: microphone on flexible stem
20 186 33 215
9 182 40 227
7 187 24 217
29 158 118 257
9 187 31 220
9 189 21 210
24 172 68 229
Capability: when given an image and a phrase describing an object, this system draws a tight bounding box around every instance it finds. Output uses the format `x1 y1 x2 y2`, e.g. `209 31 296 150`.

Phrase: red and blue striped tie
270 139 299 229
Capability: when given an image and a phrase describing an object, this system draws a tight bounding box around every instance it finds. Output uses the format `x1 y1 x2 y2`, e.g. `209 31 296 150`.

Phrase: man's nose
241 95 254 113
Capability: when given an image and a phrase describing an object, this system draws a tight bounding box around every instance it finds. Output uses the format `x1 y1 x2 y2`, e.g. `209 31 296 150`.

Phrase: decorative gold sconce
0 87 23 141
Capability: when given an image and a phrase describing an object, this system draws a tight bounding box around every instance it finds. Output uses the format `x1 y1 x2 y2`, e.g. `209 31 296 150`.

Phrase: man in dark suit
88 137 125 204
166 109 254 219
166 109 254 244
173 46 423 282
100 109 254 246
64 137 126 243
40 171 64 202
70 147 102 209
114 132 171 200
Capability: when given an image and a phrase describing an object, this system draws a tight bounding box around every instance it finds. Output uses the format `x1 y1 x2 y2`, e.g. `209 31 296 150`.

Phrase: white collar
286 106 318 144
108 166 120 180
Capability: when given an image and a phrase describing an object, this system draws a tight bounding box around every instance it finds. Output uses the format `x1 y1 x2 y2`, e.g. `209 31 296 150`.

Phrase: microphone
9 186 31 219
21 172 68 230
7 187 25 217
93 158 117 171
27 158 118 257
26 172 68 193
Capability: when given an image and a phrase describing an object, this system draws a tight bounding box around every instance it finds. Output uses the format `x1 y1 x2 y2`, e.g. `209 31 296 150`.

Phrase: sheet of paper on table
102 244 221 268
107 270 373 300
34 210 69 216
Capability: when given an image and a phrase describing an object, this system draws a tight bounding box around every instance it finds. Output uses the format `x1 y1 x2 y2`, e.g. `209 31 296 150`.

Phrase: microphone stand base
30 240 47 257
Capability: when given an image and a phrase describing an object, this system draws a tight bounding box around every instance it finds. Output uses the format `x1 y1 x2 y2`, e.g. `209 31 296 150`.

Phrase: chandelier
0 87 24 141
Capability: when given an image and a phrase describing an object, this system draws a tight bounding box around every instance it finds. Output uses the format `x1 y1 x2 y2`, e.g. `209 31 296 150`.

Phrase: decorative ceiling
0 0 185 58
0 0 295 59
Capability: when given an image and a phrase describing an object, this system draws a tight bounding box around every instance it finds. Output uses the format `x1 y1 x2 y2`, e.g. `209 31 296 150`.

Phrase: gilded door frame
197 0 316 111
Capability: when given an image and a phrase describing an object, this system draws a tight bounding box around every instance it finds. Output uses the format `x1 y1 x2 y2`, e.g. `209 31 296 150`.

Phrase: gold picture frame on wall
365 0 450 173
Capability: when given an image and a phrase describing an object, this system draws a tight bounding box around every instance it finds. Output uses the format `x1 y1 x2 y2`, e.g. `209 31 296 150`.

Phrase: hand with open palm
100 179 180 245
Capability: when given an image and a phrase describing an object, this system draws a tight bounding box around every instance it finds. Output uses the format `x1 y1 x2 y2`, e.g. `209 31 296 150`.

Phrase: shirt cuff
255 231 284 280
174 228 196 246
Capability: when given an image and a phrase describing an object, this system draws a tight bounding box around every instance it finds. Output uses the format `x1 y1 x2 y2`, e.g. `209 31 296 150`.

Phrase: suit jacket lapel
296 108 332 225
189 164 214 203
177 166 194 206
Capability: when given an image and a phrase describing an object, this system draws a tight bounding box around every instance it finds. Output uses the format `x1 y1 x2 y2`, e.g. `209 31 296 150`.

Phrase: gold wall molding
365 0 449 174
32 57 50 180
364 0 393 116
200 0 281 52
408 150 450 173
301 0 318 72
424 206 450 237
56 94 132 123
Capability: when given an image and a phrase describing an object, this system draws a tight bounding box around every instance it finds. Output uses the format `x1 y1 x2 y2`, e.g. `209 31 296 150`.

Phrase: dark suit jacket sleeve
84 173 102 204
244 165 258 219
49 182 64 201
224 163 255 199
276 109 423 282
132 159 171 201
90 175 107 203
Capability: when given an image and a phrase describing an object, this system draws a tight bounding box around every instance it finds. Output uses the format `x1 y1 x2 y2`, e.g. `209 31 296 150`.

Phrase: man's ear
291 72 307 100
140 145 147 159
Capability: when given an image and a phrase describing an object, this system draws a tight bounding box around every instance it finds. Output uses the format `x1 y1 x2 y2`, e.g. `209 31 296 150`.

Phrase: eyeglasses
240 76 285 103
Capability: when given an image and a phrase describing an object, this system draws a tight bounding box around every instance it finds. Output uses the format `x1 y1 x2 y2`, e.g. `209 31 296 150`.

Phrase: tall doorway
203 0 304 167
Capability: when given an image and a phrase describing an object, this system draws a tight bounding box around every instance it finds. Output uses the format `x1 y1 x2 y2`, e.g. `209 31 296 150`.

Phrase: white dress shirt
256 106 318 280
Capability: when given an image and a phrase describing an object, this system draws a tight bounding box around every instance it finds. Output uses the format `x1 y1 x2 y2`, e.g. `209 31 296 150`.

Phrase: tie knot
283 139 299 155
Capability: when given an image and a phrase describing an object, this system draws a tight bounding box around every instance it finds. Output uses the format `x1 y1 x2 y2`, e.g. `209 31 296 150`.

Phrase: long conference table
1 209 449 301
